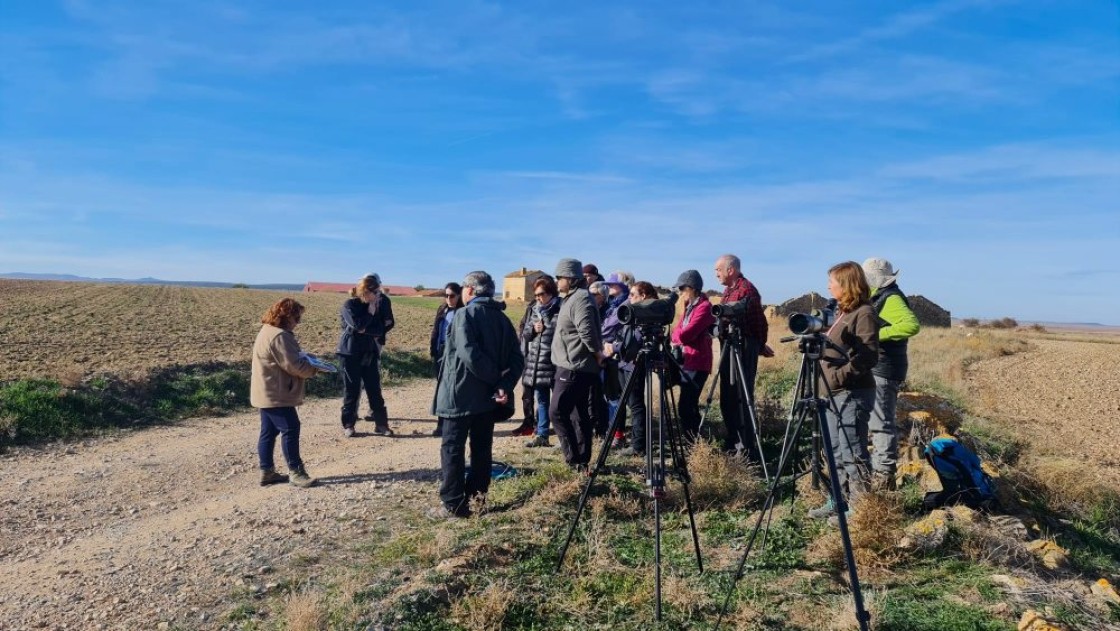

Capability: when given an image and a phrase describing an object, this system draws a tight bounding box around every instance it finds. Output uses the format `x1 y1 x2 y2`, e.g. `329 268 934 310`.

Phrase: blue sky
1 1 1118 324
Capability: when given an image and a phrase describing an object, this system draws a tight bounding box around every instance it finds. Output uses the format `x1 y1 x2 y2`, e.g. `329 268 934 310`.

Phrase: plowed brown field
0 280 482 381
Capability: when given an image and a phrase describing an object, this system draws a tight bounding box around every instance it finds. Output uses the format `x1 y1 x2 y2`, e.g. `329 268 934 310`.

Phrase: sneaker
525 435 551 448
373 423 392 436
426 505 469 520
808 499 836 520
260 468 288 486
343 426 356 438
616 446 644 458
289 467 318 488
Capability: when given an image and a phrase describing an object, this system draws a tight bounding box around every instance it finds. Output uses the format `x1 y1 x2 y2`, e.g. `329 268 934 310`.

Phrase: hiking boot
808 499 836 519
526 435 551 448
373 423 392 436
343 426 356 438
260 468 288 486
289 467 318 488
426 505 469 520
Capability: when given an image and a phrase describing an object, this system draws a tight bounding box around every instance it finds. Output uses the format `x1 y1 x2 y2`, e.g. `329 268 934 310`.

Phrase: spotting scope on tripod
716 301 871 631
556 293 705 622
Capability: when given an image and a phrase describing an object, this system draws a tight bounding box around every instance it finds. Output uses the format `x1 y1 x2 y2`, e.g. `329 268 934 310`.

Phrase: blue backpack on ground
465 461 519 482
923 435 998 510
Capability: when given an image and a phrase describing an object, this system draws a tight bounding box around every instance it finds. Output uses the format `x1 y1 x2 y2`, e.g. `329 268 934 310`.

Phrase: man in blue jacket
431 271 525 518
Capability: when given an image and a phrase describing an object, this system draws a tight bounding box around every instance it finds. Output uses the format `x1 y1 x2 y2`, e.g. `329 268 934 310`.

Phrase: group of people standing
247 256 921 529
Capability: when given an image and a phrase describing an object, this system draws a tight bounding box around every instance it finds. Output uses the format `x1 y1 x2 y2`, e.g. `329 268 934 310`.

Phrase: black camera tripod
715 331 871 631
557 324 703 621
698 321 770 482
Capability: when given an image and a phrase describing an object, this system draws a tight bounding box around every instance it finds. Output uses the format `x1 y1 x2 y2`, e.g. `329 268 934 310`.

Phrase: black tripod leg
731 348 770 482
814 397 872 631
698 341 729 437
659 370 704 573
556 353 647 570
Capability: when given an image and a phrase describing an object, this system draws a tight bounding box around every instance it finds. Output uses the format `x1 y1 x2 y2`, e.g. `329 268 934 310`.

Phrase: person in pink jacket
670 270 715 442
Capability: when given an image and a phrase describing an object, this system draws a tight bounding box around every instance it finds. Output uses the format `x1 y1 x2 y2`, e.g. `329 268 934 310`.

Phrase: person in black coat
428 282 463 436
521 277 561 447
336 273 395 436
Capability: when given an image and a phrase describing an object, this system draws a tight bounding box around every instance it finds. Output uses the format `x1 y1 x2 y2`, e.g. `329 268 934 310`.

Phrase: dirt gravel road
0 379 529 630
967 336 1120 476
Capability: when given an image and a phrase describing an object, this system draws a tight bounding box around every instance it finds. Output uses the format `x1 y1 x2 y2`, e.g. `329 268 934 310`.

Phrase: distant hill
0 272 304 291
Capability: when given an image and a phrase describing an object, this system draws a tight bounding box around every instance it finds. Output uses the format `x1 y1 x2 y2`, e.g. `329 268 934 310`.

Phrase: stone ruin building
776 292 951 328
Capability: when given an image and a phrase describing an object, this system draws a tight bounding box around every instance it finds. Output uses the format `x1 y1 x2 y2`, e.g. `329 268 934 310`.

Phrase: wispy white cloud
498 171 633 184
788 0 1007 62
879 143 1120 181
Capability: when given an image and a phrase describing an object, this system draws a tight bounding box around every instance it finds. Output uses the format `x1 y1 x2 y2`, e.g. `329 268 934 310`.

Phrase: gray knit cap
554 258 583 279
675 269 703 292
862 257 899 290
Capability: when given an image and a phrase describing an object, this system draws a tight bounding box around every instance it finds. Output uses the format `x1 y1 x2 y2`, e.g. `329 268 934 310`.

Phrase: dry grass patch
449 579 515 631
283 588 327 631
808 491 906 576
685 439 764 510
1010 457 1120 527
661 572 711 619
907 326 1029 397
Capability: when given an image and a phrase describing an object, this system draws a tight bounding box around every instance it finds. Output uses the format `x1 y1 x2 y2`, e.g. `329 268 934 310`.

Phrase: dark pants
438 412 495 516
678 370 708 442
339 352 386 427
550 367 597 466
620 365 648 452
521 382 534 422
590 377 609 438
719 338 760 456
258 407 302 470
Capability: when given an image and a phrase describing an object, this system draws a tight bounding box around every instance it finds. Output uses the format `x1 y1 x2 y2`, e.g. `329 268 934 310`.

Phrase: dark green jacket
433 297 525 418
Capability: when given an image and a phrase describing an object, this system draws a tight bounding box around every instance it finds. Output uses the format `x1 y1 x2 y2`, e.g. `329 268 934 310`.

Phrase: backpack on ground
923 435 998 511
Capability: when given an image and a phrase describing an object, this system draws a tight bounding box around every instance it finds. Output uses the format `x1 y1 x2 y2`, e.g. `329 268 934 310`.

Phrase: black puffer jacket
521 298 561 387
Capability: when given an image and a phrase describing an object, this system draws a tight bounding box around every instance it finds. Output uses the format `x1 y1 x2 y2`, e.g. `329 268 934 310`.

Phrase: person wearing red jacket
670 270 716 442
713 254 772 457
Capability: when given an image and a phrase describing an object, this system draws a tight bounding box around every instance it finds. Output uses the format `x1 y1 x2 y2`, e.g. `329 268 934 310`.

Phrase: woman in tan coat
251 298 322 488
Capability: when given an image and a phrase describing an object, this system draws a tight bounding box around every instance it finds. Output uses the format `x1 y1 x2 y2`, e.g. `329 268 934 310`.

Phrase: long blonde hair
828 261 870 313
350 274 380 299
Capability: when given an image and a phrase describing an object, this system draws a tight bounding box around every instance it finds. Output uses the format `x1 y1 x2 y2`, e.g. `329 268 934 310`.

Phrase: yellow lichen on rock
1017 609 1064 631
1090 578 1120 605
1026 540 1069 571
899 509 950 551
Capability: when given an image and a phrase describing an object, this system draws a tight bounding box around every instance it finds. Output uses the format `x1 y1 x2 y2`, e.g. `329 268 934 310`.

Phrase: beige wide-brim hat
861 258 899 289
